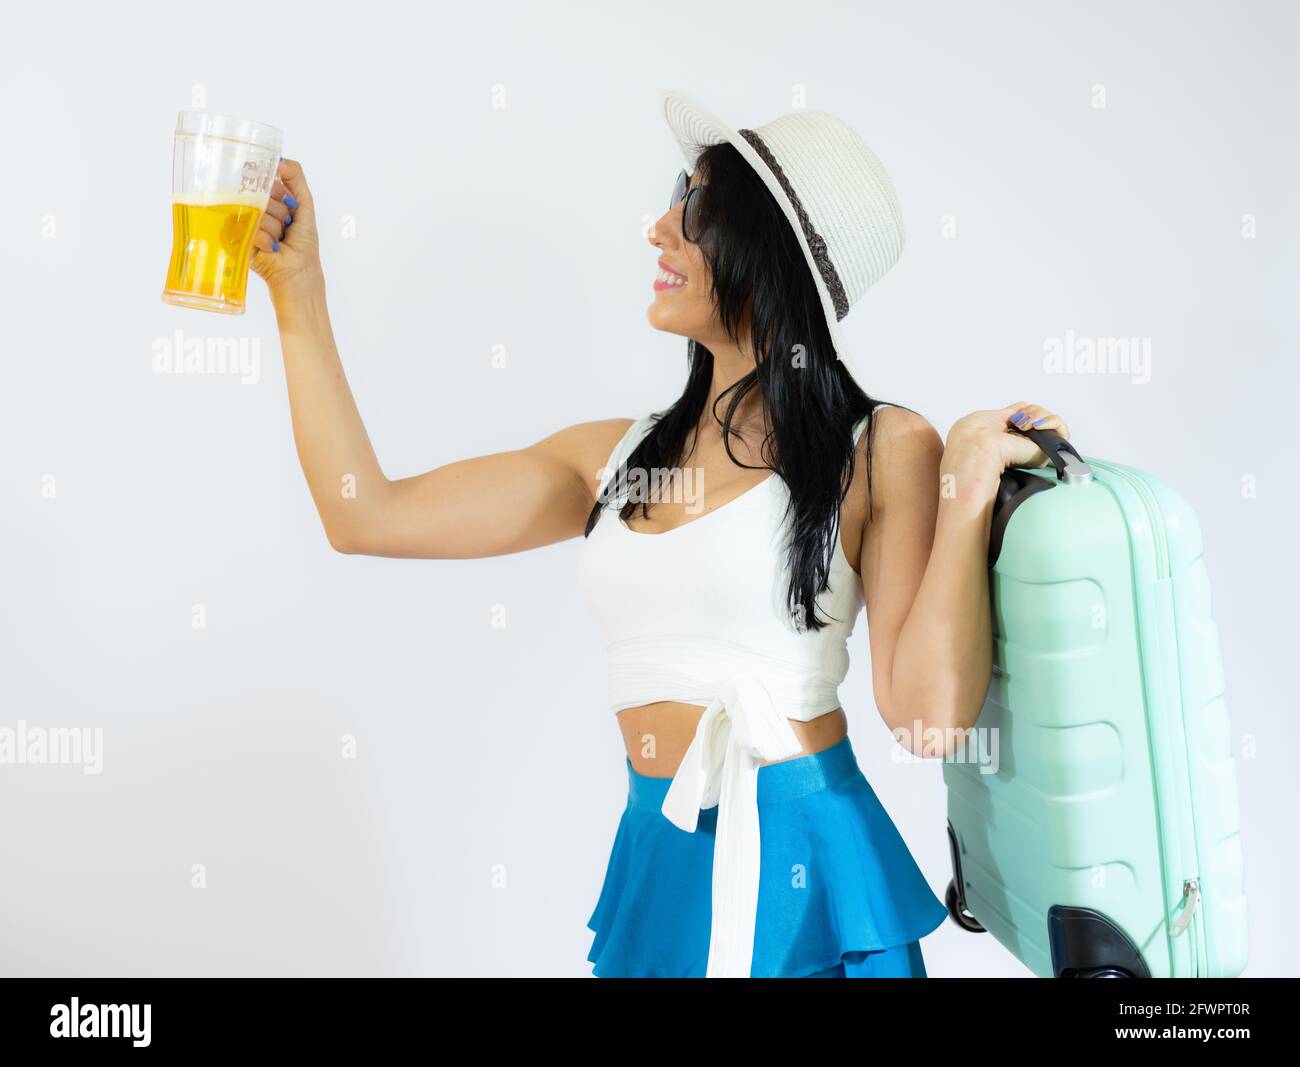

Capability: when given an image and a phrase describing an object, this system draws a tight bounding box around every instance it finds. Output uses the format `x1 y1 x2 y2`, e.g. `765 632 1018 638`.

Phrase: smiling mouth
654 266 687 291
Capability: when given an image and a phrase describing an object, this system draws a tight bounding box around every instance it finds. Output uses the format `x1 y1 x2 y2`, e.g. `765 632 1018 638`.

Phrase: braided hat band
660 90 905 360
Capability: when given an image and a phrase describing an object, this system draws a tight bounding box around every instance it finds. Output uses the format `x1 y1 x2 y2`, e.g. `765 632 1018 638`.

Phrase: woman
250 91 1069 979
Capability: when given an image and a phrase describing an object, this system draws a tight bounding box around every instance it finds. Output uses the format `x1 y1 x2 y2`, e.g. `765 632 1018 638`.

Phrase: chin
646 302 683 337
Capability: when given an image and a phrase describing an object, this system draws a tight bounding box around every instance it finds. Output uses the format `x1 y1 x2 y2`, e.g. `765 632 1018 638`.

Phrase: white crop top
576 404 881 977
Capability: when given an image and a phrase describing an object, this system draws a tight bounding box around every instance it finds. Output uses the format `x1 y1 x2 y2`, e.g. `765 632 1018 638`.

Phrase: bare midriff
616 701 849 779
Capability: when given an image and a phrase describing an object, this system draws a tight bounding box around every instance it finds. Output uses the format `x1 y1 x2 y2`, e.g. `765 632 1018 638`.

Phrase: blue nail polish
1010 410 1026 425
285 214 293 225
1032 417 1046 426
272 239 280 251
284 194 298 210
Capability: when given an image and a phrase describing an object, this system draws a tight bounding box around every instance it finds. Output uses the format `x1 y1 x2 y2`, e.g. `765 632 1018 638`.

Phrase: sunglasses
670 168 706 243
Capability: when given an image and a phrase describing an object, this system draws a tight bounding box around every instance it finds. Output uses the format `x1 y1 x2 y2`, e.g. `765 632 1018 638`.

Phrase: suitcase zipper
1090 460 1204 976
1088 461 1169 578
1171 880 1203 977
1171 878 1199 936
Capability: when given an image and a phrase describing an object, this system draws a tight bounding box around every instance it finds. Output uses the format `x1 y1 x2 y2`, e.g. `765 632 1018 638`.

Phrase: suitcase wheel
945 879 986 933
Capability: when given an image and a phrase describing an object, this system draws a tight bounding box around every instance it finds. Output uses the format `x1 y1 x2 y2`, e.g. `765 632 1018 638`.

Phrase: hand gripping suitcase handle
988 427 1094 566
1008 425 1093 485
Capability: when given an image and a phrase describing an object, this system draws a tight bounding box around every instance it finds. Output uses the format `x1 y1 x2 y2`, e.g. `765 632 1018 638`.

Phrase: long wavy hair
584 140 913 631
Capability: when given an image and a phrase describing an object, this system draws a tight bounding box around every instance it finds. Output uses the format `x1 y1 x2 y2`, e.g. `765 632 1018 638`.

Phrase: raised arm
251 159 630 559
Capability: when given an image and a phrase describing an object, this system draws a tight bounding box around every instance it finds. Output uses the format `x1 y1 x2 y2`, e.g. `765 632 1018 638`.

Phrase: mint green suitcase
942 428 1249 977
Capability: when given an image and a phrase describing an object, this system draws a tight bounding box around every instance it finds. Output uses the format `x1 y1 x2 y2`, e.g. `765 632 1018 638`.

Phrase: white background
0 0 1295 976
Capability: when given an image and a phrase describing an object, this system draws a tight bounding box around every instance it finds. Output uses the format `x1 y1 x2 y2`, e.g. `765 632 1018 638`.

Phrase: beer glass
161 111 283 315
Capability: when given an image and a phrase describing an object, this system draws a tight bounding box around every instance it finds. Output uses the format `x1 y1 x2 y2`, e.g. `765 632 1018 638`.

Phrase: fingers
1007 403 1049 430
250 160 311 270
258 209 285 248
251 228 279 255
1005 402 1068 439
263 197 289 225
274 158 312 220
256 159 311 258
258 186 298 251
1002 403 1070 469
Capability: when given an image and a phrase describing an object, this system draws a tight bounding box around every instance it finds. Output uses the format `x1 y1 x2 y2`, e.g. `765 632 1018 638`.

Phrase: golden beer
162 192 266 313
161 111 282 315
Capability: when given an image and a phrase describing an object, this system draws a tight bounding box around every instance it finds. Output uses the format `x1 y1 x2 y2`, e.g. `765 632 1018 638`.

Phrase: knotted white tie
659 672 806 978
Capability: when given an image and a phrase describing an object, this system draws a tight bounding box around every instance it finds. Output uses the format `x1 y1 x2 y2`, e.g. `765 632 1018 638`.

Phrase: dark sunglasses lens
670 169 688 208
683 189 703 242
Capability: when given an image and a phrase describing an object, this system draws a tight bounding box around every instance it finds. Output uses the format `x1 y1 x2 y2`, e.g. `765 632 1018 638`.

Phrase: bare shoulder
531 417 635 453
869 404 943 457
841 405 939 568
861 405 944 519
528 417 637 498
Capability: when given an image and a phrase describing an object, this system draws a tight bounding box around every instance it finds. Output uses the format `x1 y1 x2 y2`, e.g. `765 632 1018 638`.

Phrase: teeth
656 268 687 286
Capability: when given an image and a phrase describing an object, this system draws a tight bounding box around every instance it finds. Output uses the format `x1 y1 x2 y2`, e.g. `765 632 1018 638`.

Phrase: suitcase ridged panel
944 473 1171 976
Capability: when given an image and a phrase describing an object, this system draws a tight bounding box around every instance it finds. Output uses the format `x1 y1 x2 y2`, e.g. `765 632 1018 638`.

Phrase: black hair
584 140 915 631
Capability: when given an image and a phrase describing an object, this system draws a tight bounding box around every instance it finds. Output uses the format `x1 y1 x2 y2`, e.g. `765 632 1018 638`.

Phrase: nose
646 204 683 250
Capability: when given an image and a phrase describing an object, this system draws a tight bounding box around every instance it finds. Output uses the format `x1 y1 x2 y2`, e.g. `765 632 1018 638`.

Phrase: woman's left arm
860 400 1069 756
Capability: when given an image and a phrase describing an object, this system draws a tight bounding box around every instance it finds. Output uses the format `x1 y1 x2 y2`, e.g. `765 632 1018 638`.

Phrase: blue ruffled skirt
586 735 947 978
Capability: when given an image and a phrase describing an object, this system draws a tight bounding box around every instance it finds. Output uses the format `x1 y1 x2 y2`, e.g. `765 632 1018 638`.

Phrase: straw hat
660 89 905 358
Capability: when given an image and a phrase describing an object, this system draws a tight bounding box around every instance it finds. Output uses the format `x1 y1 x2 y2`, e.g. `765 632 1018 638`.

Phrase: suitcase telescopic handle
1009 425 1093 485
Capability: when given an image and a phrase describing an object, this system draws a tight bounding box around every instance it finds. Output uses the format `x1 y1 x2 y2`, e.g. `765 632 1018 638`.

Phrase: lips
655 259 687 290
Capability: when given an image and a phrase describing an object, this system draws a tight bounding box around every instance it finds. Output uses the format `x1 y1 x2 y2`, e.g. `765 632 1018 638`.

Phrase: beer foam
172 190 270 209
